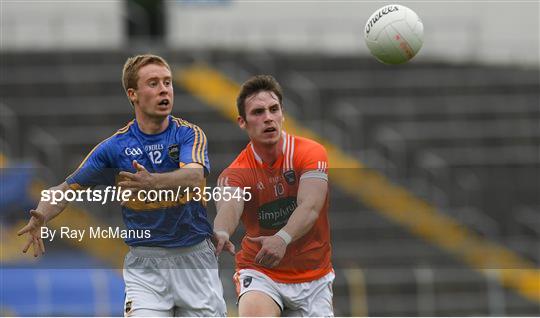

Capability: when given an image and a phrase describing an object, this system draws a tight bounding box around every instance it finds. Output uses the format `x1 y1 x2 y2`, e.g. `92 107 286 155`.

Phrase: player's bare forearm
213 192 244 256
214 189 244 236
119 161 204 191
152 163 204 190
281 178 327 242
37 182 71 223
281 204 319 241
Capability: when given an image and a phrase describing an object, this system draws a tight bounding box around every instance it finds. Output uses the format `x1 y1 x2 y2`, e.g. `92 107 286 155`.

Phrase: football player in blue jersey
17 54 227 316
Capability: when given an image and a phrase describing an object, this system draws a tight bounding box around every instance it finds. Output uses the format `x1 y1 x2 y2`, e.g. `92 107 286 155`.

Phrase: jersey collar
133 115 172 137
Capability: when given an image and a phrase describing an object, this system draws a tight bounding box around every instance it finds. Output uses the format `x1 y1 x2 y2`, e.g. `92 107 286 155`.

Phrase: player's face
129 63 173 120
239 91 284 146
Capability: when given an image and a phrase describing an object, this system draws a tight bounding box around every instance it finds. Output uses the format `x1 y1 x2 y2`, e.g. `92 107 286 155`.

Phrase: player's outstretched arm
17 182 72 257
281 177 327 241
249 177 327 268
213 187 245 256
118 160 204 192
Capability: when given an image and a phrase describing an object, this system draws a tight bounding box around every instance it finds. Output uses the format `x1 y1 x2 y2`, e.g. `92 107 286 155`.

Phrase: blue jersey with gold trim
66 116 212 247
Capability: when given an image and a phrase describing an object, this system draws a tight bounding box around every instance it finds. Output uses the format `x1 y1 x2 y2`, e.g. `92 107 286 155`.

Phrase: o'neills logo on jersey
258 197 297 229
365 5 399 35
144 144 163 152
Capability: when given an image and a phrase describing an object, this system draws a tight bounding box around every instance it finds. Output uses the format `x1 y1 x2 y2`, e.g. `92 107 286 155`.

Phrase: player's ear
237 115 246 129
127 88 137 105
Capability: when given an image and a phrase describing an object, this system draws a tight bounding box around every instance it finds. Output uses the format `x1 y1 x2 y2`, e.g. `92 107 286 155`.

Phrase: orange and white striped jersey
218 132 332 283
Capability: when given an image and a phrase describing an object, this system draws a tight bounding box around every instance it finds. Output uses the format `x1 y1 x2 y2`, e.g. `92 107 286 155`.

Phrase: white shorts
123 239 227 317
235 268 334 317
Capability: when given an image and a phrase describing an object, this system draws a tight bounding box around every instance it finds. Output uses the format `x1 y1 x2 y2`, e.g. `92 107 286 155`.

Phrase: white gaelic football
364 4 424 64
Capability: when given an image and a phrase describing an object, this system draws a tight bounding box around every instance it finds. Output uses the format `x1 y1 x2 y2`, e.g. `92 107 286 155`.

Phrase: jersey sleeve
66 139 115 188
179 125 210 175
217 164 248 189
297 141 329 182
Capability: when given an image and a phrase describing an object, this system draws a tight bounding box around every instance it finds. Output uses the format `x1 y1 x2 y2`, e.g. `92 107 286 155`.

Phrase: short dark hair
236 75 283 119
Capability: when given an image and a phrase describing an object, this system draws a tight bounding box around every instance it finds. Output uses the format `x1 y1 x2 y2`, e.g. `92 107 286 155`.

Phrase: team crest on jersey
168 144 179 162
125 300 133 314
283 170 296 185
243 276 252 288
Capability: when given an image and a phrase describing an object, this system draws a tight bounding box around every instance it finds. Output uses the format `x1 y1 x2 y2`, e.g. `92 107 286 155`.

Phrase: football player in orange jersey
213 75 334 316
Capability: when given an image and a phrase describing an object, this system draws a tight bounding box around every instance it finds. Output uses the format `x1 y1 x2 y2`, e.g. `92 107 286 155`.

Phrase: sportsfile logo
124 147 143 156
41 186 253 205
365 5 399 35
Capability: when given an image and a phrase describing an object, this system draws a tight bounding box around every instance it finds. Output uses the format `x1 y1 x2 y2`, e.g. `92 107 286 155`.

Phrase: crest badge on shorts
168 144 179 162
243 276 252 288
283 170 296 185
125 300 133 314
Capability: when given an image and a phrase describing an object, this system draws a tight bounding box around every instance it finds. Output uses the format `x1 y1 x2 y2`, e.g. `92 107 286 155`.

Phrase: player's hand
247 235 287 268
118 160 156 193
17 210 46 257
212 230 235 256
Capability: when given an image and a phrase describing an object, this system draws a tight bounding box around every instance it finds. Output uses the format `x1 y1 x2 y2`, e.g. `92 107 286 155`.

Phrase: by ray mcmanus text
41 226 151 242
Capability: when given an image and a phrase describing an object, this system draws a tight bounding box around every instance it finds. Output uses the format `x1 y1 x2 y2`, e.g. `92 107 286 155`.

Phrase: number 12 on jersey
148 151 162 164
